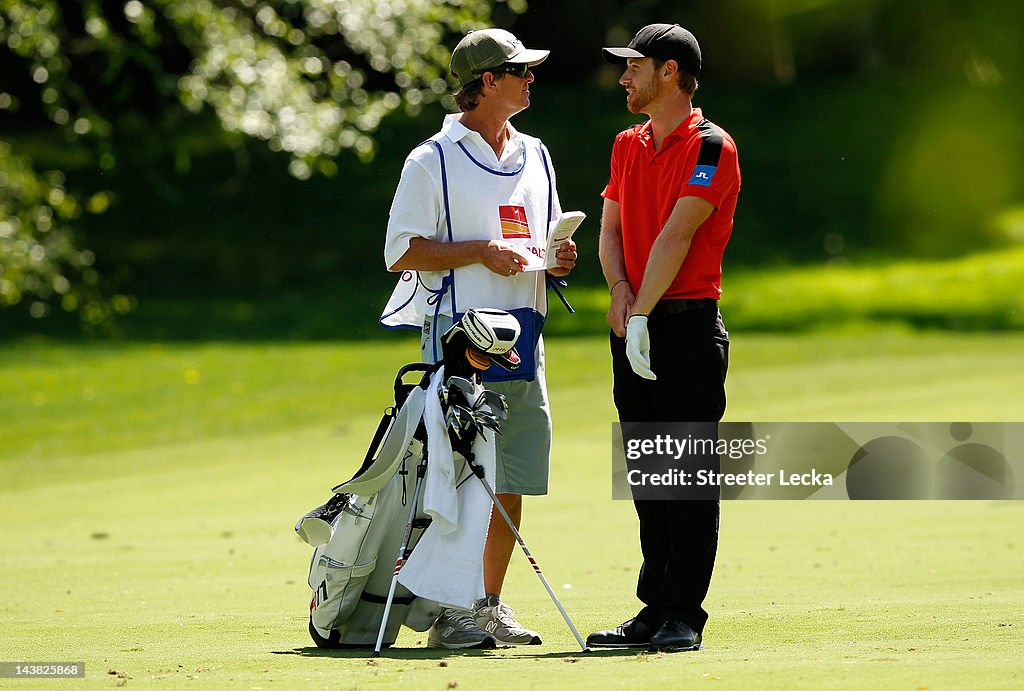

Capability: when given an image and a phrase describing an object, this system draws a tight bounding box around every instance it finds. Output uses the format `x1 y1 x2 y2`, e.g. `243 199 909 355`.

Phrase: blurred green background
2 0 1022 339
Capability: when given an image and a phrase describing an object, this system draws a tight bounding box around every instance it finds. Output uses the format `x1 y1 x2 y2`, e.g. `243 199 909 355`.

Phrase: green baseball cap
450 28 549 86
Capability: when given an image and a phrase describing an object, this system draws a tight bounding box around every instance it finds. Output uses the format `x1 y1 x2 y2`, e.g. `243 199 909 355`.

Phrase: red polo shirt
602 108 740 300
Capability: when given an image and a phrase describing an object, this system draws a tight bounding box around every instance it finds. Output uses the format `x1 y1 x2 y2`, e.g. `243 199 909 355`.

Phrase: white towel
398 368 496 610
420 366 459 533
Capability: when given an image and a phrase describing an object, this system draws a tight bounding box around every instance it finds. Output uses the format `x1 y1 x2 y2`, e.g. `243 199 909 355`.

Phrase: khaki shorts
422 315 551 495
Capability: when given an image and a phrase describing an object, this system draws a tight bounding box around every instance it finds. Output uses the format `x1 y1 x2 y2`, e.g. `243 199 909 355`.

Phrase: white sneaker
473 595 542 645
427 608 497 649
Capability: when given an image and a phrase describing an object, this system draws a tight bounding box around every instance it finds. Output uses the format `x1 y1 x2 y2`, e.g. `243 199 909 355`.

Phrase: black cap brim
602 47 645 64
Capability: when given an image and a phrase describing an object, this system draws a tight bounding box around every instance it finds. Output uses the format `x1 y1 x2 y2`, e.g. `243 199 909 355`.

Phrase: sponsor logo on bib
499 205 531 239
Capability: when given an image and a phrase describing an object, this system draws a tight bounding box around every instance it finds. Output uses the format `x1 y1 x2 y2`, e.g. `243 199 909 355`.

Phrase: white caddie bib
380 124 554 348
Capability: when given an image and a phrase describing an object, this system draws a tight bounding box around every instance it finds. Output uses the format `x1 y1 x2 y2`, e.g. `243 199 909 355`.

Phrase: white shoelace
494 603 524 630
445 609 479 630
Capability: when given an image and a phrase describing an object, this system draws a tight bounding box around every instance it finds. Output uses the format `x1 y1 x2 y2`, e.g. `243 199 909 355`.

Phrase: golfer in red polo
590 23 741 653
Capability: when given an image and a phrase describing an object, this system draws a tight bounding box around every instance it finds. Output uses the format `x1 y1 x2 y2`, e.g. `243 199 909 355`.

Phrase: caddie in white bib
381 113 559 381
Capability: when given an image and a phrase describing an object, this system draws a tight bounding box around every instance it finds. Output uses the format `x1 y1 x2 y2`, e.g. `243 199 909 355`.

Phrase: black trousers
610 305 729 633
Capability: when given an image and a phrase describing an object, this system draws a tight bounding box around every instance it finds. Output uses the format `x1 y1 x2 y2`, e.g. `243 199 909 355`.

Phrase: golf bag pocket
305 466 438 648
309 557 377 630
306 492 378 619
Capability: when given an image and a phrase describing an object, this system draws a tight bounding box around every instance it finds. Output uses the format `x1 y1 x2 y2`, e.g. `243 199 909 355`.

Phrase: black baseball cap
602 23 701 78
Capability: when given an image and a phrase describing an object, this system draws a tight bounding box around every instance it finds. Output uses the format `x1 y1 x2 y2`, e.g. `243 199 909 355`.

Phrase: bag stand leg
373 454 428 657
464 452 590 653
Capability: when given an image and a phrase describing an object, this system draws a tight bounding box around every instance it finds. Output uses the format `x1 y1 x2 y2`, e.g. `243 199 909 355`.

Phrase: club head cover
441 308 522 371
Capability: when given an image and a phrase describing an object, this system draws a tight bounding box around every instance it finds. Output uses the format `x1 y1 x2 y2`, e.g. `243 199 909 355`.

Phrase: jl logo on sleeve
689 165 716 187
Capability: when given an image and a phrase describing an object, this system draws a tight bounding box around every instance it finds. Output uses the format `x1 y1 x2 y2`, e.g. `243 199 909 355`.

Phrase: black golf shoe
648 619 702 652
585 617 658 648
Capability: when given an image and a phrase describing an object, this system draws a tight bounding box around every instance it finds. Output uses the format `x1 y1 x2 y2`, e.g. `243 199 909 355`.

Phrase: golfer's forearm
633 236 692 315
632 196 713 314
599 199 628 288
390 237 488 272
599 233 628 288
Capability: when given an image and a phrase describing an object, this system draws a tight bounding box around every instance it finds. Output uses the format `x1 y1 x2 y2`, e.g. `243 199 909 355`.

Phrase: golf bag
298 308 518 649
295 308 588 654
302 362 442 649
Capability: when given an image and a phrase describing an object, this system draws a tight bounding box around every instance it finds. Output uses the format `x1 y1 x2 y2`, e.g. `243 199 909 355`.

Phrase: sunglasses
481 63 532 79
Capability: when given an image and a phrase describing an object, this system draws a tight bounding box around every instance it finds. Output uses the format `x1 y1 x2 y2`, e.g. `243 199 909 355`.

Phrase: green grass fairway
2 330 1023 688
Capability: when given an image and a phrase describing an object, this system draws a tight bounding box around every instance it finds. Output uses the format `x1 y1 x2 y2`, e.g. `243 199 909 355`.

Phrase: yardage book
520 211 586 271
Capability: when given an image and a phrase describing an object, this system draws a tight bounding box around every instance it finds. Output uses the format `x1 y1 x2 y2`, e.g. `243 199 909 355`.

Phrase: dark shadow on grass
272 646 500 660
518 649 647 658
272 646 645 660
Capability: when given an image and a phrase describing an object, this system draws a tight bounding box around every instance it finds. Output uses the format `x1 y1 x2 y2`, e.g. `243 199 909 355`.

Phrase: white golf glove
625 315 657 380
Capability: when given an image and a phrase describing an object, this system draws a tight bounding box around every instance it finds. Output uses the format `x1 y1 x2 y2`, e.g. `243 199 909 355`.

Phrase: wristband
610 278 629 294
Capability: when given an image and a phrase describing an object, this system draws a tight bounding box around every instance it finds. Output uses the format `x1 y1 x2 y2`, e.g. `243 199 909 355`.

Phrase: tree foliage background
2 0 1023 335
0 0 522 327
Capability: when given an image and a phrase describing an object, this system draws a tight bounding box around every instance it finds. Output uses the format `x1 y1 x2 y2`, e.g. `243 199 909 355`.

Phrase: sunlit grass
2 331 1023 688
547 246 1024 335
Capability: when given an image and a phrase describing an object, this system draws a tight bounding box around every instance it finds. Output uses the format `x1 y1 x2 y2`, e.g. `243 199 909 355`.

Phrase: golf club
459 446 589 653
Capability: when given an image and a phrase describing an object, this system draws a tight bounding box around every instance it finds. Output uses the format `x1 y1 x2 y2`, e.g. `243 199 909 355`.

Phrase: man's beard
627 78 658 114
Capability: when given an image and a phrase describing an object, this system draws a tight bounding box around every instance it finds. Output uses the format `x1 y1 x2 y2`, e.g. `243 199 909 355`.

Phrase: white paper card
519 211 586 271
